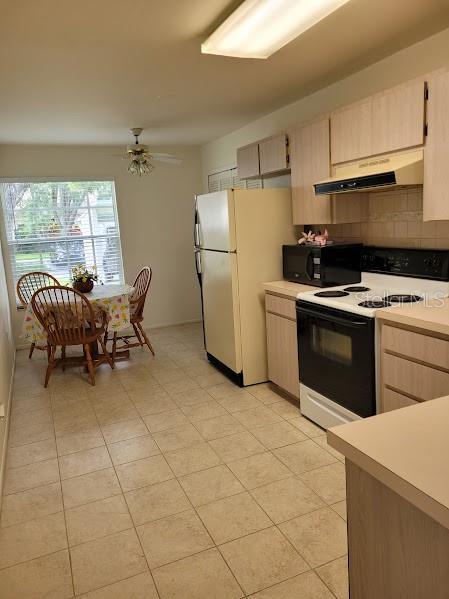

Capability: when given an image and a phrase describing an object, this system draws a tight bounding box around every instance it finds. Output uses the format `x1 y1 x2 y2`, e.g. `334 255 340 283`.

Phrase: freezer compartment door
196 191 236 251
201 249 242 374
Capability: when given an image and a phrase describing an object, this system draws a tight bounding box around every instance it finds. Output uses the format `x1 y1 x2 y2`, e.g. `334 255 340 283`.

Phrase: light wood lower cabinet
382 324 449 370
347 461 449 599
265 293 296 319
383 353 449 402
380 322 449 411
265 293 299 398
382 388 420 412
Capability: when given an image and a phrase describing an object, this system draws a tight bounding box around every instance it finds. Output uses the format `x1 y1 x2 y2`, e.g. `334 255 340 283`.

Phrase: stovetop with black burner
358 300 391 309
344 286 371 292
384 294 423 303
298 246 449 318
314 290 350 298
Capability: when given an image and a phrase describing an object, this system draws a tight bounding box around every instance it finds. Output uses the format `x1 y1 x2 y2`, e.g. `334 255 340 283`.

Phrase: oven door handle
297 306 369 328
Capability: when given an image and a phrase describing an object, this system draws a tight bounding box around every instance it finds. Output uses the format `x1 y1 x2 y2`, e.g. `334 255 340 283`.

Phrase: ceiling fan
120 128 182 176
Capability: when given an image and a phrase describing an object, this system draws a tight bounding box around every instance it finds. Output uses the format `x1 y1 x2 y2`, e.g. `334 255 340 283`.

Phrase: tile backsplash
324 187 449 249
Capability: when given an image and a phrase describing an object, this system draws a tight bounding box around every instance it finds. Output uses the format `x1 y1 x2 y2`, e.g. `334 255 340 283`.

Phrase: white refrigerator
194 189 296 386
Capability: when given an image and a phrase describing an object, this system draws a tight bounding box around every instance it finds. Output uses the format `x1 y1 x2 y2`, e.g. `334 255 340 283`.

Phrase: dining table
22 283 135 361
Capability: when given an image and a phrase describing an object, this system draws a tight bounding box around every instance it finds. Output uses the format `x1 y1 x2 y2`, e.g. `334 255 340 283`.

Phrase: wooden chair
17 271 61 358
110 266 155 359
31 285 114 387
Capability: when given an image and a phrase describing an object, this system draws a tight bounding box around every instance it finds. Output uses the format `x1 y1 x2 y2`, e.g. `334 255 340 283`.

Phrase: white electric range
295 247 449 429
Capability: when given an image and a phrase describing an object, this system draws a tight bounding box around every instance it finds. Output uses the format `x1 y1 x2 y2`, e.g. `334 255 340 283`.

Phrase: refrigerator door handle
195 249 202 275
194 223 200 248
194 196 201 248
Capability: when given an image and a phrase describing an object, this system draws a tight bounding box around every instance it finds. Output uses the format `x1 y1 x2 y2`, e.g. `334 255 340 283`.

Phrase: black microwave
282 243 362 287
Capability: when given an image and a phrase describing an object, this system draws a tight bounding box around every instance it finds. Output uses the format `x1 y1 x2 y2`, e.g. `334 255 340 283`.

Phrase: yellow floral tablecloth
22 284 134 343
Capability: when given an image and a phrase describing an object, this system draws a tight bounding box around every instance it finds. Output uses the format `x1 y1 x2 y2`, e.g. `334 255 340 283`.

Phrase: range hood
314 150 424 195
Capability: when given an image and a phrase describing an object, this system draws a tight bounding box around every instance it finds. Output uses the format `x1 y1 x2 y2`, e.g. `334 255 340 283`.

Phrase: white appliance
194 189 295 386
296 246 449 429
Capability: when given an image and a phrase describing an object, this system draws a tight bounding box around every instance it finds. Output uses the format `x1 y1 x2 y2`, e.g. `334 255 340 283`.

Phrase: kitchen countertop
376 297 449 336
263 280 320 299
328 395 449 529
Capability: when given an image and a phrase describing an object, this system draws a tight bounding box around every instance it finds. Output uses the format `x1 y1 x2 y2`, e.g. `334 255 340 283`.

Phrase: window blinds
208 167 262 192
0 180 124 298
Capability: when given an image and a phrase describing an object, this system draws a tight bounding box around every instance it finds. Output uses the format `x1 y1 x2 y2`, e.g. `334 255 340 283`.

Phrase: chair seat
109 266 154 358
48 325 105 346
32 285 114 387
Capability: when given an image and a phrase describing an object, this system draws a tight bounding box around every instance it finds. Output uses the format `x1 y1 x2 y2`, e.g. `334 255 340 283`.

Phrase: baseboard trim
147 319 202 331
0 351 16 506
14 320 203 351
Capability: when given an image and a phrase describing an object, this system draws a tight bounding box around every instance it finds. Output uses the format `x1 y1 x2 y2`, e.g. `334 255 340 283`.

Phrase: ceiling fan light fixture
128 156 154 176
201 0 351 59
122 127 181 175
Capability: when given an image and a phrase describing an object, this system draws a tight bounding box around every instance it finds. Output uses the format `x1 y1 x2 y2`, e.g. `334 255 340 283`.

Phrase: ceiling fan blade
151 154 183 165
150 152 177 158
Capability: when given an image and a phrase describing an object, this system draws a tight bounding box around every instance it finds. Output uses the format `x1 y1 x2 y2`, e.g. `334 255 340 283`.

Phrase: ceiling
1 0 449 146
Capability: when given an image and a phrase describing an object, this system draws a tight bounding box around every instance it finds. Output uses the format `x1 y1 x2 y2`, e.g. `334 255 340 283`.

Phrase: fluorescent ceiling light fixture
202 0 351 59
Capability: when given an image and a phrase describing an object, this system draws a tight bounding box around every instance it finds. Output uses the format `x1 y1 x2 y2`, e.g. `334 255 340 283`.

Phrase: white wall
0 234 14 496
0 144 203 344
202 27 449 189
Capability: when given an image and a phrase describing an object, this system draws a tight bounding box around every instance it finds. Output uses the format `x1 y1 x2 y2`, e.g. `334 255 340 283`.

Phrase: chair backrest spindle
17 272 60 306
130 266 152 320
31 286 97 346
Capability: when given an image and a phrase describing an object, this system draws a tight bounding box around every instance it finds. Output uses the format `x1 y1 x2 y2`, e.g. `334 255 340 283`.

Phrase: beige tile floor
1 323 349 598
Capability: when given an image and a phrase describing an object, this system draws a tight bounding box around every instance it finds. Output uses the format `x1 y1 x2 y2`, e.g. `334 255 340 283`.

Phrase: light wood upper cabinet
237 143 260 179
371 80 425 156
331 80 426 165
259 133 289 175
290 118 333 225
237 134 289 179
331 98 372 165
290 117 368 225
423 69 449 221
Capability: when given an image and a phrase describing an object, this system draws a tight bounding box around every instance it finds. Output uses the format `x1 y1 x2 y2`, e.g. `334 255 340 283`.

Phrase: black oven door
297 300 375 418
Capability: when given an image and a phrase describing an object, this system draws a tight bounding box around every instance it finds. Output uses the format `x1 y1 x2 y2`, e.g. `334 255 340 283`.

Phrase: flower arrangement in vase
71 265 98 293
297 228 333 246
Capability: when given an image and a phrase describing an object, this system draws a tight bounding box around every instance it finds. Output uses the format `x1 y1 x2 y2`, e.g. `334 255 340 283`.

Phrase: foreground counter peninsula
328 396 449 599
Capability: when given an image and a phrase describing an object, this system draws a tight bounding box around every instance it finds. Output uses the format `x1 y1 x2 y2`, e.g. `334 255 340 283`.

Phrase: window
0 180 124 299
